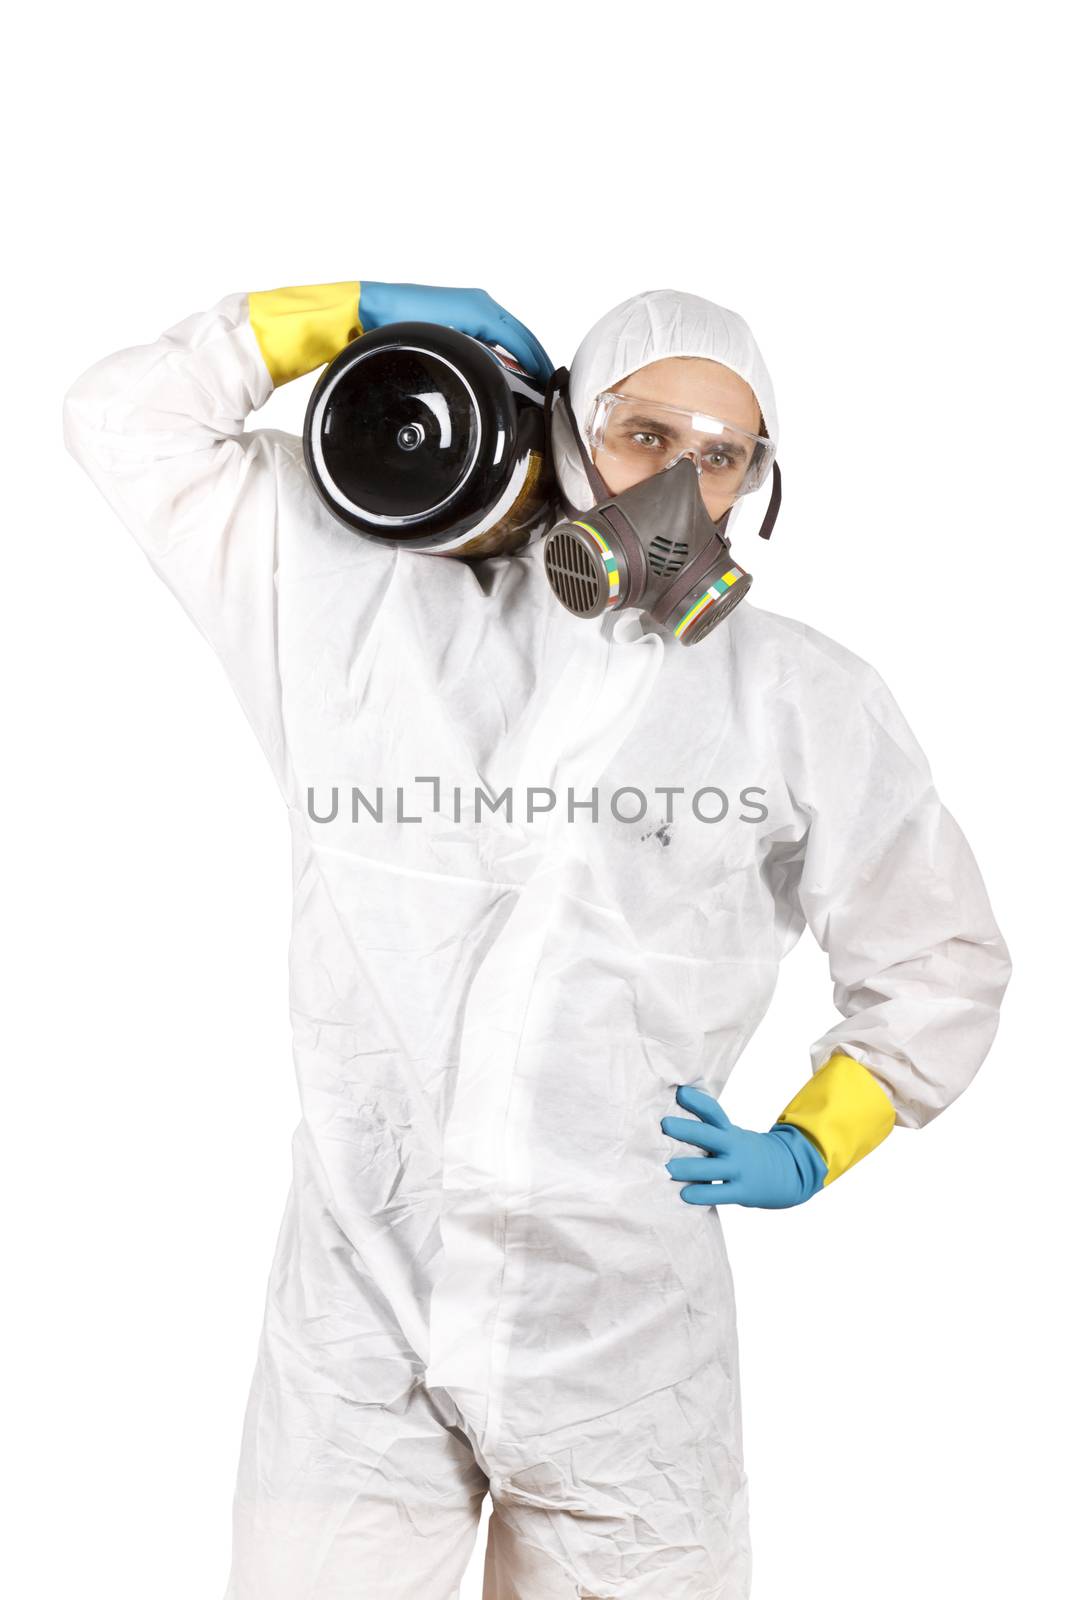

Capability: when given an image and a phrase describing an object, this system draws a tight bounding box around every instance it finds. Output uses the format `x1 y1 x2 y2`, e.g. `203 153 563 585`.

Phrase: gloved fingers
481 307 554 381
665 1156 740 1183
674 1083 734 1129
365 285 553 379
679 1181 738 1206
660 1113 738 1156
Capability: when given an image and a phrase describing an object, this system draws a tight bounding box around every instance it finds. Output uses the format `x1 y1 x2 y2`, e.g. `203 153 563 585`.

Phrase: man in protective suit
64 280 1011 1600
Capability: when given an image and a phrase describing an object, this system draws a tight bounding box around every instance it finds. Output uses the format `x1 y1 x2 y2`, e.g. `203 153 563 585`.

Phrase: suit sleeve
788 657 1011 1133
62 283 361 787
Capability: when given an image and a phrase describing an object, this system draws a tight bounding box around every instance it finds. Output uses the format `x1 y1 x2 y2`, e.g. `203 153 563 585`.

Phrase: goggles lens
590 390 774 498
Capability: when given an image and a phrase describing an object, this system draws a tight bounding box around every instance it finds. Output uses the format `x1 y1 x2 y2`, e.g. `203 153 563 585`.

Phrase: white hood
550 287 779 545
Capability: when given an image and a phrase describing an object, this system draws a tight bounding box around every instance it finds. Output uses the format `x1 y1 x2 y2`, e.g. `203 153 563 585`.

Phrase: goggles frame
588 388 776 497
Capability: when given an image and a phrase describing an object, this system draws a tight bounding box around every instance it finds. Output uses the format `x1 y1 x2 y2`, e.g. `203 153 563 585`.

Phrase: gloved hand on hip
662 1084 828 1208
358 281 554 381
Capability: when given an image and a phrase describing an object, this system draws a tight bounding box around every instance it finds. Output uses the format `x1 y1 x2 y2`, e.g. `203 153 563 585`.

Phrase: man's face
591 356 764 521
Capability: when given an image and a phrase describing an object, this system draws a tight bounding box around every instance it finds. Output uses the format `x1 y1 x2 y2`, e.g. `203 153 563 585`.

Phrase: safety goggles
588 390 775 499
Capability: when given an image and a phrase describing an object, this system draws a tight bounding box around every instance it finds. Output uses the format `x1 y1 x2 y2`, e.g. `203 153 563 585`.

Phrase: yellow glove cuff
248 281 362 387
776 1052 897 1186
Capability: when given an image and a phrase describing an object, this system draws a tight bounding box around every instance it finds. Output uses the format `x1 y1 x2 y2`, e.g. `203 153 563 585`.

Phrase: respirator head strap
593 502 650 602
544 366 615 516
757 459 782 540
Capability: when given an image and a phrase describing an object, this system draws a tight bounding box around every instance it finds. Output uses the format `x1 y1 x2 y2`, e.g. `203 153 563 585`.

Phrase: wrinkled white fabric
64 287 1010 1600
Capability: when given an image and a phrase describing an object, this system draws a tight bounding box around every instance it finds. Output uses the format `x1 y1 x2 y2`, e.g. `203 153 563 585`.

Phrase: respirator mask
541 371 782 645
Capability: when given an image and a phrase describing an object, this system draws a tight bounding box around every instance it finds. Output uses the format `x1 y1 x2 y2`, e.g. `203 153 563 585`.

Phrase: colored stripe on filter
573 520 621 602
674 567 744 638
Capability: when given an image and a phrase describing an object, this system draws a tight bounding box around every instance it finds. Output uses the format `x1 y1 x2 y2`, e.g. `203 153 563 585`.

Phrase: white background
3 3 1063 1596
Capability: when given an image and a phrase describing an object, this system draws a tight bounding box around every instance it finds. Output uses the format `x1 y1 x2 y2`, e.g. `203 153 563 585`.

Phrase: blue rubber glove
661 1084 828 1208
358 281 554 381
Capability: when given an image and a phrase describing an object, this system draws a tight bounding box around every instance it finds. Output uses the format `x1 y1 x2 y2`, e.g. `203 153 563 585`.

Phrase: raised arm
62 283 370 784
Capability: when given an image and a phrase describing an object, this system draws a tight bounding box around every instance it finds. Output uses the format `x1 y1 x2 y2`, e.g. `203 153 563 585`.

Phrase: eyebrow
614 412 748 454
615 412 684 436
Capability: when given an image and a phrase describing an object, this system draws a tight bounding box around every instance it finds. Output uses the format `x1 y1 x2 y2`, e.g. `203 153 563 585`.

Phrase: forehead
609 356 762 431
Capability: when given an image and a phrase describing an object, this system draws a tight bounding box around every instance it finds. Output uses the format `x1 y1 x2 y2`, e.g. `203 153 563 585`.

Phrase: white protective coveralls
63 286 1011 1600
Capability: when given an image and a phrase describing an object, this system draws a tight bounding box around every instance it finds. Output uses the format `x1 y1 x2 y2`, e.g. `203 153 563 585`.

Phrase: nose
664 450 735 521
665 447 703 479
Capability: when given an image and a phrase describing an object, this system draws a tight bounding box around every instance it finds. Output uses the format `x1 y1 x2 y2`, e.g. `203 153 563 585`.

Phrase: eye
704 446 746 473
631 430 666 451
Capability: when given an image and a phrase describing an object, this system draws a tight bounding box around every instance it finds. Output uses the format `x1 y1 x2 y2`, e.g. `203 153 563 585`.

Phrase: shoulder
731 601 880 682
728 601 905 712
724 602 929 771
